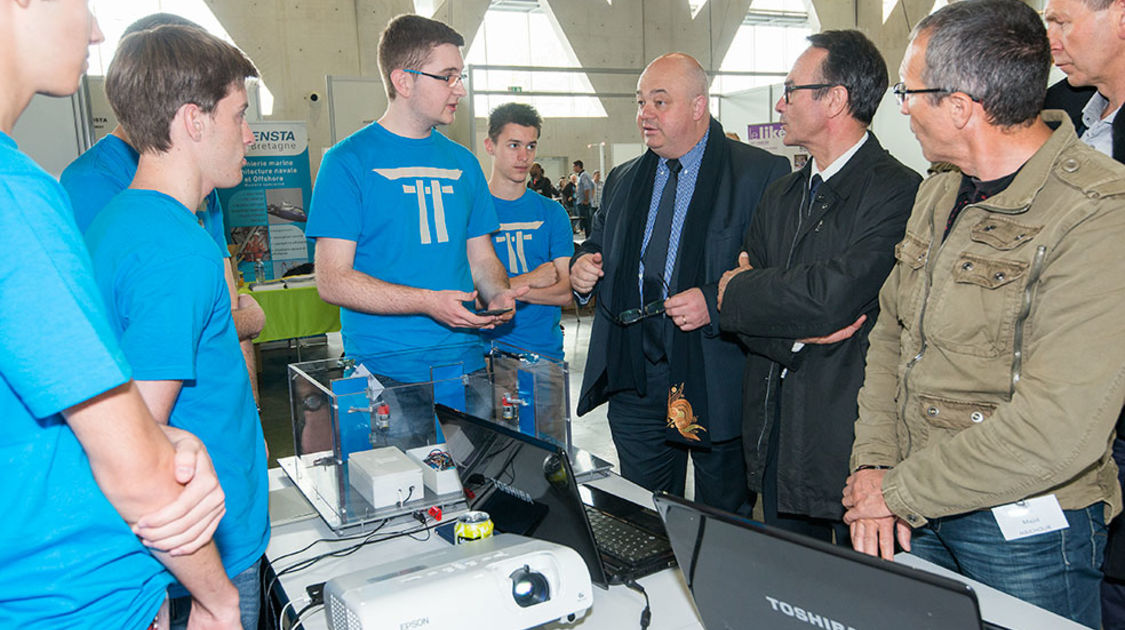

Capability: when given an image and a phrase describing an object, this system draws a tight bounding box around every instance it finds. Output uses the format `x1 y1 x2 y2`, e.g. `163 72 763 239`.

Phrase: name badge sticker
991 494 1068 541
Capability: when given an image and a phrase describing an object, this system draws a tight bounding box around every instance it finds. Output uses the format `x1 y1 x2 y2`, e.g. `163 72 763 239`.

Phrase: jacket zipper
1010 245 1047 397
763 184 812 463
900 197 960 452
899 235 935 455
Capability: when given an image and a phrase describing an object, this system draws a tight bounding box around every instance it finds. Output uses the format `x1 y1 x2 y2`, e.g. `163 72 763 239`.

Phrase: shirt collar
810 131 869 183
1082 91 1118 129
661 127 710 174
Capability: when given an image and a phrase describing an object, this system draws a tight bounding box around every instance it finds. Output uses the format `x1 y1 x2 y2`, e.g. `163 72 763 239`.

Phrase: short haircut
487 102 542 141
106 25 259 154
914 0 1049 127
378 14 464 100
573 160 583 168
806 30 887 125
122 12 201 37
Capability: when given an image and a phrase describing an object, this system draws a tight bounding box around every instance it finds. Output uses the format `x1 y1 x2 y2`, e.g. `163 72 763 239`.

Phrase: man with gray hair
570 53 787 512
1043 2 1125 622
842 1 1125 625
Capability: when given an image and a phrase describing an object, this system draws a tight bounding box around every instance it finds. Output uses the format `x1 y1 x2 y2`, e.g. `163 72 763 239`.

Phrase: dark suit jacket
572 118 789 441
719 134 920 519
1045 79 1125 162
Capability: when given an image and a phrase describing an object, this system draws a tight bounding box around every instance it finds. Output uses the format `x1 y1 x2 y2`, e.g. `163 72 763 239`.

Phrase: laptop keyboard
585 505 668 564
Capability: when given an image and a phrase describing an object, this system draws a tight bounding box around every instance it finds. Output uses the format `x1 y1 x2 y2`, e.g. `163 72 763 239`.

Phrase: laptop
434 404 676 588
652 492 1008 630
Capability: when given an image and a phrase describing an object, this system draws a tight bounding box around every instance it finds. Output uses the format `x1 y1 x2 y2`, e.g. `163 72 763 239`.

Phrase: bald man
570 53 788 511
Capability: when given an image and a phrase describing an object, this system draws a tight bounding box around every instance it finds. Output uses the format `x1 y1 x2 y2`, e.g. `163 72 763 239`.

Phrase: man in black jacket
570 53 788 512
717 30 921 542
1044 1 1125 624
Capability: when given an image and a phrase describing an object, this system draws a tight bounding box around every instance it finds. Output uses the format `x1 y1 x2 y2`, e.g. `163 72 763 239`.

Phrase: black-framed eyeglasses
783 83 839 104
601 276 669 326
404 68 467 87
892 82 980 106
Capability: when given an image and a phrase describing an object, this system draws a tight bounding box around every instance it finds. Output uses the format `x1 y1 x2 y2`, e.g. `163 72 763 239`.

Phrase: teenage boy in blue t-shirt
0 3 239 629
61 13 266 401
84 25 268 630
480 103 574 360
307 15 524 445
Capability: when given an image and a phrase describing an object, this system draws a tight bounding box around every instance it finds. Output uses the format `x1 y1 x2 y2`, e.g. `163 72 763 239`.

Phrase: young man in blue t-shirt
84 25 269 630
61 13 266 401
0 3 239 628
307 15 524 445
480 103 574 360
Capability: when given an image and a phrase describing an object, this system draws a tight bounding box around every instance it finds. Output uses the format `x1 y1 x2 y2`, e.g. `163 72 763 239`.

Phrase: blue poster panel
218 122 313 282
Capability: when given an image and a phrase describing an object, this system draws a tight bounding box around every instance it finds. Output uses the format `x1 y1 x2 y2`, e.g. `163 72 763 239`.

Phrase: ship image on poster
218 122 313 282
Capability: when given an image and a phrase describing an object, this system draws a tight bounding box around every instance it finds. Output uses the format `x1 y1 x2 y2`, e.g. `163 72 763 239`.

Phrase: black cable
263 518 390 623
265 521 390 621
624 579 651 630
290 602 323 630
266 517 445 613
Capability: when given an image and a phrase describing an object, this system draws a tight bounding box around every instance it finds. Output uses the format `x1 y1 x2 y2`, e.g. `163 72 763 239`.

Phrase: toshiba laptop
435 404 676 588
653 492 1009 630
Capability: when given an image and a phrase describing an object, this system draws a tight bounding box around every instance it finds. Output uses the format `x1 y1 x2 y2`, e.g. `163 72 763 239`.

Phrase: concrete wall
206 0 1027 181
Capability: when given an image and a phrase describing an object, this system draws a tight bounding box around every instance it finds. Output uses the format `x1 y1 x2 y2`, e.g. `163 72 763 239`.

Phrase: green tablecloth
244 284 341 343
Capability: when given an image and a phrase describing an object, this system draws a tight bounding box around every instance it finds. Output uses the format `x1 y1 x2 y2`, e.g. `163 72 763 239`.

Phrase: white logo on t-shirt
494 220 543 274
373 167 463 244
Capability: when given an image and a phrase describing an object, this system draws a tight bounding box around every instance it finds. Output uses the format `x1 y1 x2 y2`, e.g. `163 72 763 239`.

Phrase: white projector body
323 533 593 630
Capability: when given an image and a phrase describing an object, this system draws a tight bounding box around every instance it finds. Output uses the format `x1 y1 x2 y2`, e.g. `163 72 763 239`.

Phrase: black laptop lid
652 492 985 630
434 404 609 587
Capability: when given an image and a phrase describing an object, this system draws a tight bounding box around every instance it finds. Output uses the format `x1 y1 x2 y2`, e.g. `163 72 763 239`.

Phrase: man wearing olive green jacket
841 2 1125 628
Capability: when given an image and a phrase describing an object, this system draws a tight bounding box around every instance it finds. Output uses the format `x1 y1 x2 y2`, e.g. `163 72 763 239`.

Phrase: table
264 469 1083 630
243 285 340 344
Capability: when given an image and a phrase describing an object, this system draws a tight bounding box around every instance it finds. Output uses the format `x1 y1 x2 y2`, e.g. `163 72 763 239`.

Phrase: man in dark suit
569 53 789 512
716 30 920 544
1044 1 1125 625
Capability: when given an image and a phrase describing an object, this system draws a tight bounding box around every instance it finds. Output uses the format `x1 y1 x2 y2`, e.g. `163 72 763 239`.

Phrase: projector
323 533 593 630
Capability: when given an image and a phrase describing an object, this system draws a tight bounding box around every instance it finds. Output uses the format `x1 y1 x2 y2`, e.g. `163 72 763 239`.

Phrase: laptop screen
435 404 609 587
653 493 985 630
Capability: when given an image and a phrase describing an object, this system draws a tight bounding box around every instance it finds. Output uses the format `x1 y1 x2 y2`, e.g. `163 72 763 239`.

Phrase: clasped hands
842 468 912 561
717 252 867 344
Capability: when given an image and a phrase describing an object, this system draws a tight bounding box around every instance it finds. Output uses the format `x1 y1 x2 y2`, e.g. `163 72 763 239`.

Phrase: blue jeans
909 506 1107 628
170 558 261 630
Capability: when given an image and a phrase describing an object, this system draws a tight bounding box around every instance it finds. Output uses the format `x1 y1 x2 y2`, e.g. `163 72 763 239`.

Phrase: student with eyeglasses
307 14 524 445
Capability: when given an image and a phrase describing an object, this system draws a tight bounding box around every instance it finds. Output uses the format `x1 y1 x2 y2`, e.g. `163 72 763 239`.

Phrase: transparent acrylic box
280 341 591 531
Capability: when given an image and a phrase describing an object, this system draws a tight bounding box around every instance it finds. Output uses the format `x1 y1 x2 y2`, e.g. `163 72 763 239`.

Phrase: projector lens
509 565 550 607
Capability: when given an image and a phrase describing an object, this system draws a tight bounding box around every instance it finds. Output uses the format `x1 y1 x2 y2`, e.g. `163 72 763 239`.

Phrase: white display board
11 87 92 177
610 142 644 168
870 89 927 176
717 84 779 138
327 75 387 145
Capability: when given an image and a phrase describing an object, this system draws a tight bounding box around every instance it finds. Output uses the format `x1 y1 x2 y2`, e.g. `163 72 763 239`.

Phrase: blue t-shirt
0 132 172 628
481 190 573 359
306 123 499 381
61 134 229 254
85 189 269 590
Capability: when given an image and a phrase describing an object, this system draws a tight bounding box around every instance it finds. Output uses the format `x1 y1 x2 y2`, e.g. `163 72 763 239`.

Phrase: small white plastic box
347 447 424 509
405 443 462 496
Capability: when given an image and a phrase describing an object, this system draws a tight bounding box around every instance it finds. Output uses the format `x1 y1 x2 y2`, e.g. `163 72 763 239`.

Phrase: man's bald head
636 53 711 159
642 53 709 100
